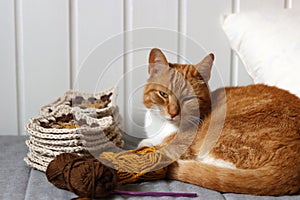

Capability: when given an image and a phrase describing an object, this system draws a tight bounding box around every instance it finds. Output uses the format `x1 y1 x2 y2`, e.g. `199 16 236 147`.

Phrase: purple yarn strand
113 190 198 197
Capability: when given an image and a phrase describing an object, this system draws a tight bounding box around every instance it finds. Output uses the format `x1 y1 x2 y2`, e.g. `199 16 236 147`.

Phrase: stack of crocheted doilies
24 87 125 172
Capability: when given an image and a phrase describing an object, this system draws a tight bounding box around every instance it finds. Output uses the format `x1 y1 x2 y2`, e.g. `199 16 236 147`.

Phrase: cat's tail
167 160 300 196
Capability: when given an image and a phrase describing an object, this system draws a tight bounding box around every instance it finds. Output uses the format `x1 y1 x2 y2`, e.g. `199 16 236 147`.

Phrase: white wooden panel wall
0 0 18 135
294 0 300 9
75 0 124 120
0 0 295 135
21 0 70 135
75 0 123 92
183 0 232 91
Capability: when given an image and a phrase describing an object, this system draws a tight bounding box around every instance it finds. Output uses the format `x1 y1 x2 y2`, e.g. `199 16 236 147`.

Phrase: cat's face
143 48 214 127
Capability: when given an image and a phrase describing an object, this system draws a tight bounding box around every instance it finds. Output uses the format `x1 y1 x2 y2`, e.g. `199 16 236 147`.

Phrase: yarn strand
112 190 198 197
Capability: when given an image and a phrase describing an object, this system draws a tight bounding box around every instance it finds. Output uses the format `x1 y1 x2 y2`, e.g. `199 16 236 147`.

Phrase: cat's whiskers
182 115 202 127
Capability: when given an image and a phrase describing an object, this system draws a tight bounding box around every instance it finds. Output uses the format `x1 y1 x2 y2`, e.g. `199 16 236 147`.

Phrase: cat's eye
159 91 168 99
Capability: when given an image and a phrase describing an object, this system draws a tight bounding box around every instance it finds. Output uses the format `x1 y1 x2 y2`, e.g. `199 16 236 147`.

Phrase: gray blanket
0 136 298 200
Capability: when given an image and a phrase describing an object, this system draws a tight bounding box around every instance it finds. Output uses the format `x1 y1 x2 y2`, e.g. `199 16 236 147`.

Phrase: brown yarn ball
46 153 118 198
46 147 170 198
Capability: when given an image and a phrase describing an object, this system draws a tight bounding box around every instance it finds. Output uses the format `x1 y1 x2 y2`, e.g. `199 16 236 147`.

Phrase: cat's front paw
138 139 154 148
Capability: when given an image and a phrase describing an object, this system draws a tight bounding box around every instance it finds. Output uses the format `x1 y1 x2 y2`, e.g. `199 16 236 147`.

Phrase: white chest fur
138 109 178 147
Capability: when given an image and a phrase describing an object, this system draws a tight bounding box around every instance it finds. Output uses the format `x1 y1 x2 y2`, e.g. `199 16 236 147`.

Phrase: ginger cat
139 48 300 195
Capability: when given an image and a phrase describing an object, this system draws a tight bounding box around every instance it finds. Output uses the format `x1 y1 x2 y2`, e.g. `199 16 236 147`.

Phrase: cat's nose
169 112 178 119
168 104 179 119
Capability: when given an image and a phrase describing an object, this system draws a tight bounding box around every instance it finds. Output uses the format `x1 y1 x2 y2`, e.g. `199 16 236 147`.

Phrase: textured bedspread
0 136 299 200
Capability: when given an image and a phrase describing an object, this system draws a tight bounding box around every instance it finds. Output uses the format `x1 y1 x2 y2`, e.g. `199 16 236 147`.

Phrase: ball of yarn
46 153 118 198
46 147 172 198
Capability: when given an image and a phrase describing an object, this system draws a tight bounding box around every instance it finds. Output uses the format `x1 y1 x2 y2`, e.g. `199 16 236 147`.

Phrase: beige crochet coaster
26 130 124 156
39 86 117 117
24 157 47 172
25 86 125 172
26 123 83 140
28 150 53 163
30 108 114 132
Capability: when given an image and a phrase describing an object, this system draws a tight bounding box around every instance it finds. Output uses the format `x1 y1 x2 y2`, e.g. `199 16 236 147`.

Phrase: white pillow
222 10 300 98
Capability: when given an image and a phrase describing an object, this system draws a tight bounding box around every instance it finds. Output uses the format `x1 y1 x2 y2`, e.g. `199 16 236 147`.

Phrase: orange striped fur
141 48 300 195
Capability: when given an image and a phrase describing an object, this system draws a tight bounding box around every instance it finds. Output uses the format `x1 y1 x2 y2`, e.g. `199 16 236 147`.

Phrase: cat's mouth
150 106 180 123
165 115 180 122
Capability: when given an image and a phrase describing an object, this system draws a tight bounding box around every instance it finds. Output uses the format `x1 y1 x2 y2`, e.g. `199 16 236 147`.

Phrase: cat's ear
196 53 214 81
148 48 169 75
